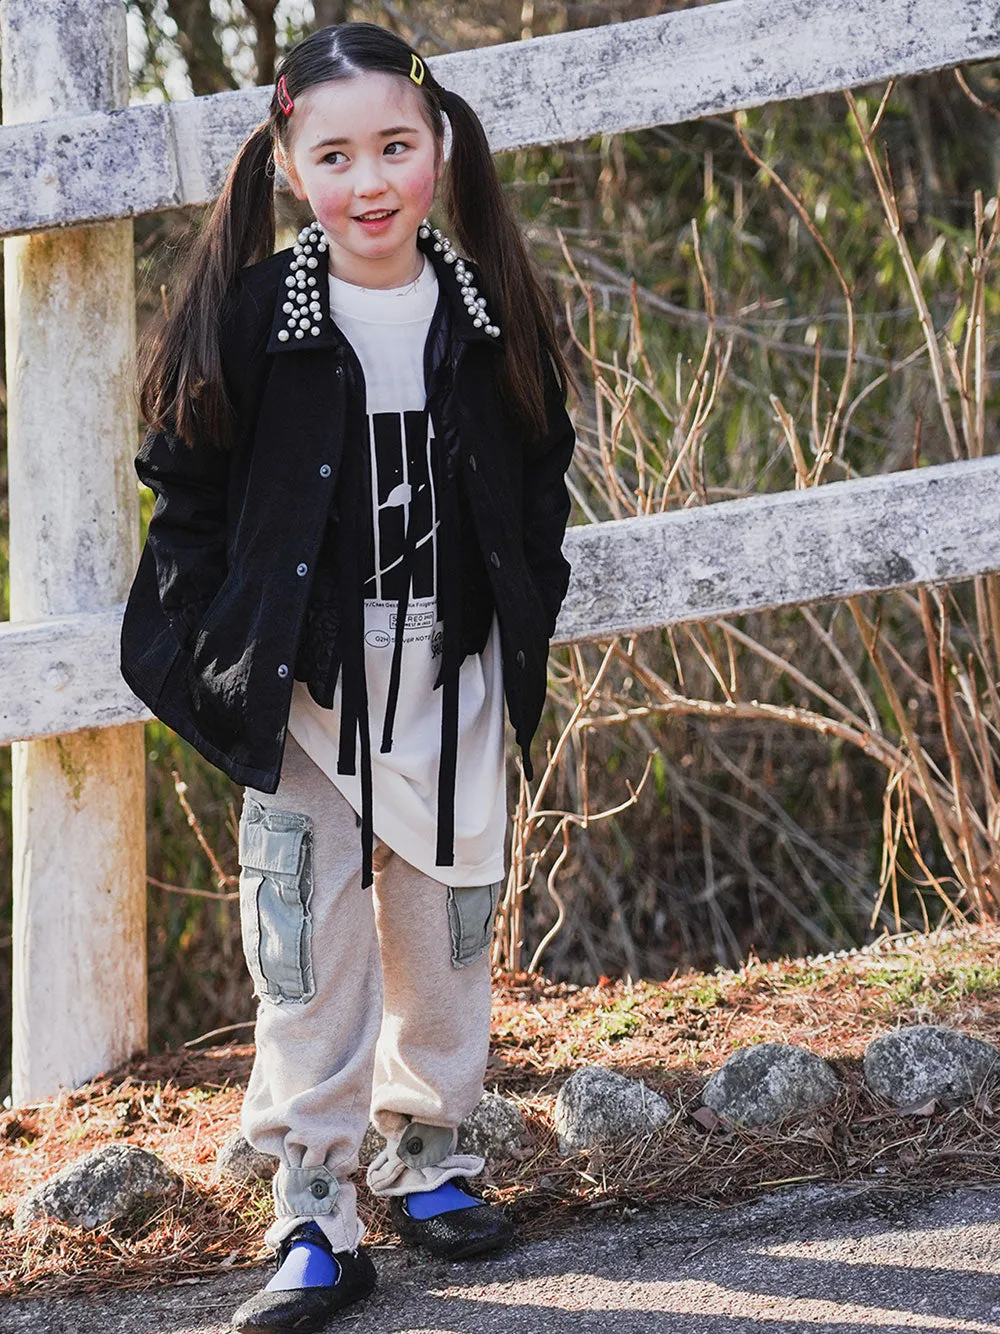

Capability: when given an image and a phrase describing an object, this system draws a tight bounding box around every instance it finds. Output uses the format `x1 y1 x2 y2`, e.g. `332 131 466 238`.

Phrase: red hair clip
276 73 294 115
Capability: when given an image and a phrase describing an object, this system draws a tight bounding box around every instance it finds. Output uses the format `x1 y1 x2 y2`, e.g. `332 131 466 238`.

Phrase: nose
354 156 388 198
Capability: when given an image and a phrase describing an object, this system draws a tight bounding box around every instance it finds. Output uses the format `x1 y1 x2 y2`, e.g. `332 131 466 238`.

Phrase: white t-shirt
287 254 507 885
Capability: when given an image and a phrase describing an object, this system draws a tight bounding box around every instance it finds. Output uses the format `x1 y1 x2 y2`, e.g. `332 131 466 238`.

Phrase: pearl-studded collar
266 217 503 355
417 218 501 339
274 220 328 343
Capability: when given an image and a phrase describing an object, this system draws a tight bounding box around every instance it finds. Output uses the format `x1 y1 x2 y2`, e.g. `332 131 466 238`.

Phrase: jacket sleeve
135 425 232 651
521 353 576 639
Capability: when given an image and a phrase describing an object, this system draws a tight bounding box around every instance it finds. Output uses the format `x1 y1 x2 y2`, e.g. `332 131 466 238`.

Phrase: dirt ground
5 924 1000 1298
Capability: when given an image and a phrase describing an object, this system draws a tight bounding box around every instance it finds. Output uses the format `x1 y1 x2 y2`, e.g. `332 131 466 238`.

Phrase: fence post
1 0 146 1103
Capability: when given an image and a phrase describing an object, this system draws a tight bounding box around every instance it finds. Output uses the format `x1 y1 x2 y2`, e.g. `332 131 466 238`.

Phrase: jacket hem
119 660 282 793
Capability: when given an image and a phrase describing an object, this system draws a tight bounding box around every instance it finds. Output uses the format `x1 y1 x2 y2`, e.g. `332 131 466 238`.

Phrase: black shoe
230 1223 377 1333
387 1181 514 1261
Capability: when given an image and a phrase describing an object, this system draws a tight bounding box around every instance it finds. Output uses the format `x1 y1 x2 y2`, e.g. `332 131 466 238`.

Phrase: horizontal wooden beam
2 455 999 745
2 0 999 236
551 454 1000 645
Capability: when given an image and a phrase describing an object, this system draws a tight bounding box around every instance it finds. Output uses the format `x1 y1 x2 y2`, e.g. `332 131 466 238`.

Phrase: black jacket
120 225 576 883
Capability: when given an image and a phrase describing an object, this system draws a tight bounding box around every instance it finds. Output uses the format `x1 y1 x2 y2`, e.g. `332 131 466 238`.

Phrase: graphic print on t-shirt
363 408 442 655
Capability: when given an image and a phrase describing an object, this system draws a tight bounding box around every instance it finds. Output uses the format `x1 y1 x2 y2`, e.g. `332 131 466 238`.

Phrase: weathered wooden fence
3 0 1000 1104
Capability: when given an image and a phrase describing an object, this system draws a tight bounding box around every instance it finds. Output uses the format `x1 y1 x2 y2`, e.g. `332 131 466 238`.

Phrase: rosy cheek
402 166 438 209
313 182 354 226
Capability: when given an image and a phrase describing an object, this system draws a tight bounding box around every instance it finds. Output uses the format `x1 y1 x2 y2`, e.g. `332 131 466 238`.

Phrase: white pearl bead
310 325 320 335
283 301 293 313
278 329 290 341
285 276 296 288
307 256 318 268
295 329 305 338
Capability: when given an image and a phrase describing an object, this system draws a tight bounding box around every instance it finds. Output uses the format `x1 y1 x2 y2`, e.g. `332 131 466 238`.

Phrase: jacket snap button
296 562 308 576
490 551 500 569
516 649 526 668
406 1137 423 1156
319 463 331 477
277 663 289 678
334 365 344 377
469 454 478 472
310 1179 329 1199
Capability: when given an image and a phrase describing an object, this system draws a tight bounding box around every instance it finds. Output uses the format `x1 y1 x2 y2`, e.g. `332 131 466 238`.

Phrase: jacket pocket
237 797 315 1003
446 880 503 969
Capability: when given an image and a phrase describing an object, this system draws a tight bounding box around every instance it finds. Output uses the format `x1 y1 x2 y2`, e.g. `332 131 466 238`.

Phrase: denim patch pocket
446 879 503 969
238 798 315 1003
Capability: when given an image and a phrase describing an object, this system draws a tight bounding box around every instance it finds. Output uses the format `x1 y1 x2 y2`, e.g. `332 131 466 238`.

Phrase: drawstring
435 633 459 868
431 433 460 869
380 502 418 754
335 424 375 888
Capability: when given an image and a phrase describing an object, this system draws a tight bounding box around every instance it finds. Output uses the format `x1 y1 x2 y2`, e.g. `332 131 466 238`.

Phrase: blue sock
265 1222 340 1292
405 1179 485 1219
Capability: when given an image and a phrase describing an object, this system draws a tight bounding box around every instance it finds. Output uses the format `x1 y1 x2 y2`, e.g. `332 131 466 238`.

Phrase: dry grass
6 923 1000 1298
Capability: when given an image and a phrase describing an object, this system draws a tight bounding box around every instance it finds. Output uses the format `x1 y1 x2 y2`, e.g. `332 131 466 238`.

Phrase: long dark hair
137 21 574 451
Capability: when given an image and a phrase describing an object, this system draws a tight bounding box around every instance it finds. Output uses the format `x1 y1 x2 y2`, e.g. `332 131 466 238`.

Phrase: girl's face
278 70 442 289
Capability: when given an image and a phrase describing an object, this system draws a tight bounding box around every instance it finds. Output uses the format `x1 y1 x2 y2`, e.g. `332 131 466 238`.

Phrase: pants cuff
266 1167 364 1253
366 1145 485 1197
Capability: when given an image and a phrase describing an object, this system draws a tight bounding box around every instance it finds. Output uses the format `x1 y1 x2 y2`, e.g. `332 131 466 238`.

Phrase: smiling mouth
354 209 398 221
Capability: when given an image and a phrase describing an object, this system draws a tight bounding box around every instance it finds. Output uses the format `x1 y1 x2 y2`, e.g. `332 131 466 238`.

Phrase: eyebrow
310 125 420 150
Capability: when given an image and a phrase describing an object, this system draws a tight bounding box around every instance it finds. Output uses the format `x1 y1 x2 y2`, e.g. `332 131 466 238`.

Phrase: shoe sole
231 1271 377 1333
428 1229 513 1261
396 1219 515 1261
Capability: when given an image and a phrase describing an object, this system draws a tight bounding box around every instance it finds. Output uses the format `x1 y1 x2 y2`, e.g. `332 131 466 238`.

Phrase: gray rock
703 1043 839 1126
554 1066 672 1153
214 1131 278 1183
14 1143 181 1232
457 1092 526 1161
864 1025 1000 1106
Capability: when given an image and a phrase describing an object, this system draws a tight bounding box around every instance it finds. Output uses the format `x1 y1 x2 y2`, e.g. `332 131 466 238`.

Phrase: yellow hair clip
409 53 425 86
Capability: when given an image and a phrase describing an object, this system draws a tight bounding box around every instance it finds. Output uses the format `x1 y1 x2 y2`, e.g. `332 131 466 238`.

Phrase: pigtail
439 88 575 441
136 120 277 452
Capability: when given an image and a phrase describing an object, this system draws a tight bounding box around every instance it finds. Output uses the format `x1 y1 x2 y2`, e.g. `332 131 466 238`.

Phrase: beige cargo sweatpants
237 732 502 1253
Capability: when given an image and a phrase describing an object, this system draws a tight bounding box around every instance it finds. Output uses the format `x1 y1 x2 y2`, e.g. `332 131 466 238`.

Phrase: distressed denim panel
446 879 503 969
238 798 315 1004
396 1120 457 1169
272 1163 339 1217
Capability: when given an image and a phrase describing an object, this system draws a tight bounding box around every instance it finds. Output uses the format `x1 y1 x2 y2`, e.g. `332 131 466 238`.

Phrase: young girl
120 20 576 1333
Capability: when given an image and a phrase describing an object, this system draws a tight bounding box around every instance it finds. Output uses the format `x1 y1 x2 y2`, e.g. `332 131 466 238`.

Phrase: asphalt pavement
4 1182 1000 1332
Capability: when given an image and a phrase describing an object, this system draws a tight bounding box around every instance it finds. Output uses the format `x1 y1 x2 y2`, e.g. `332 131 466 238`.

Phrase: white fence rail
1 0 999 236
2 455 999 743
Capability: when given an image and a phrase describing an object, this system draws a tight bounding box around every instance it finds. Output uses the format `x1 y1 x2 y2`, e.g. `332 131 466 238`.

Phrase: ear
275 140 306 201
